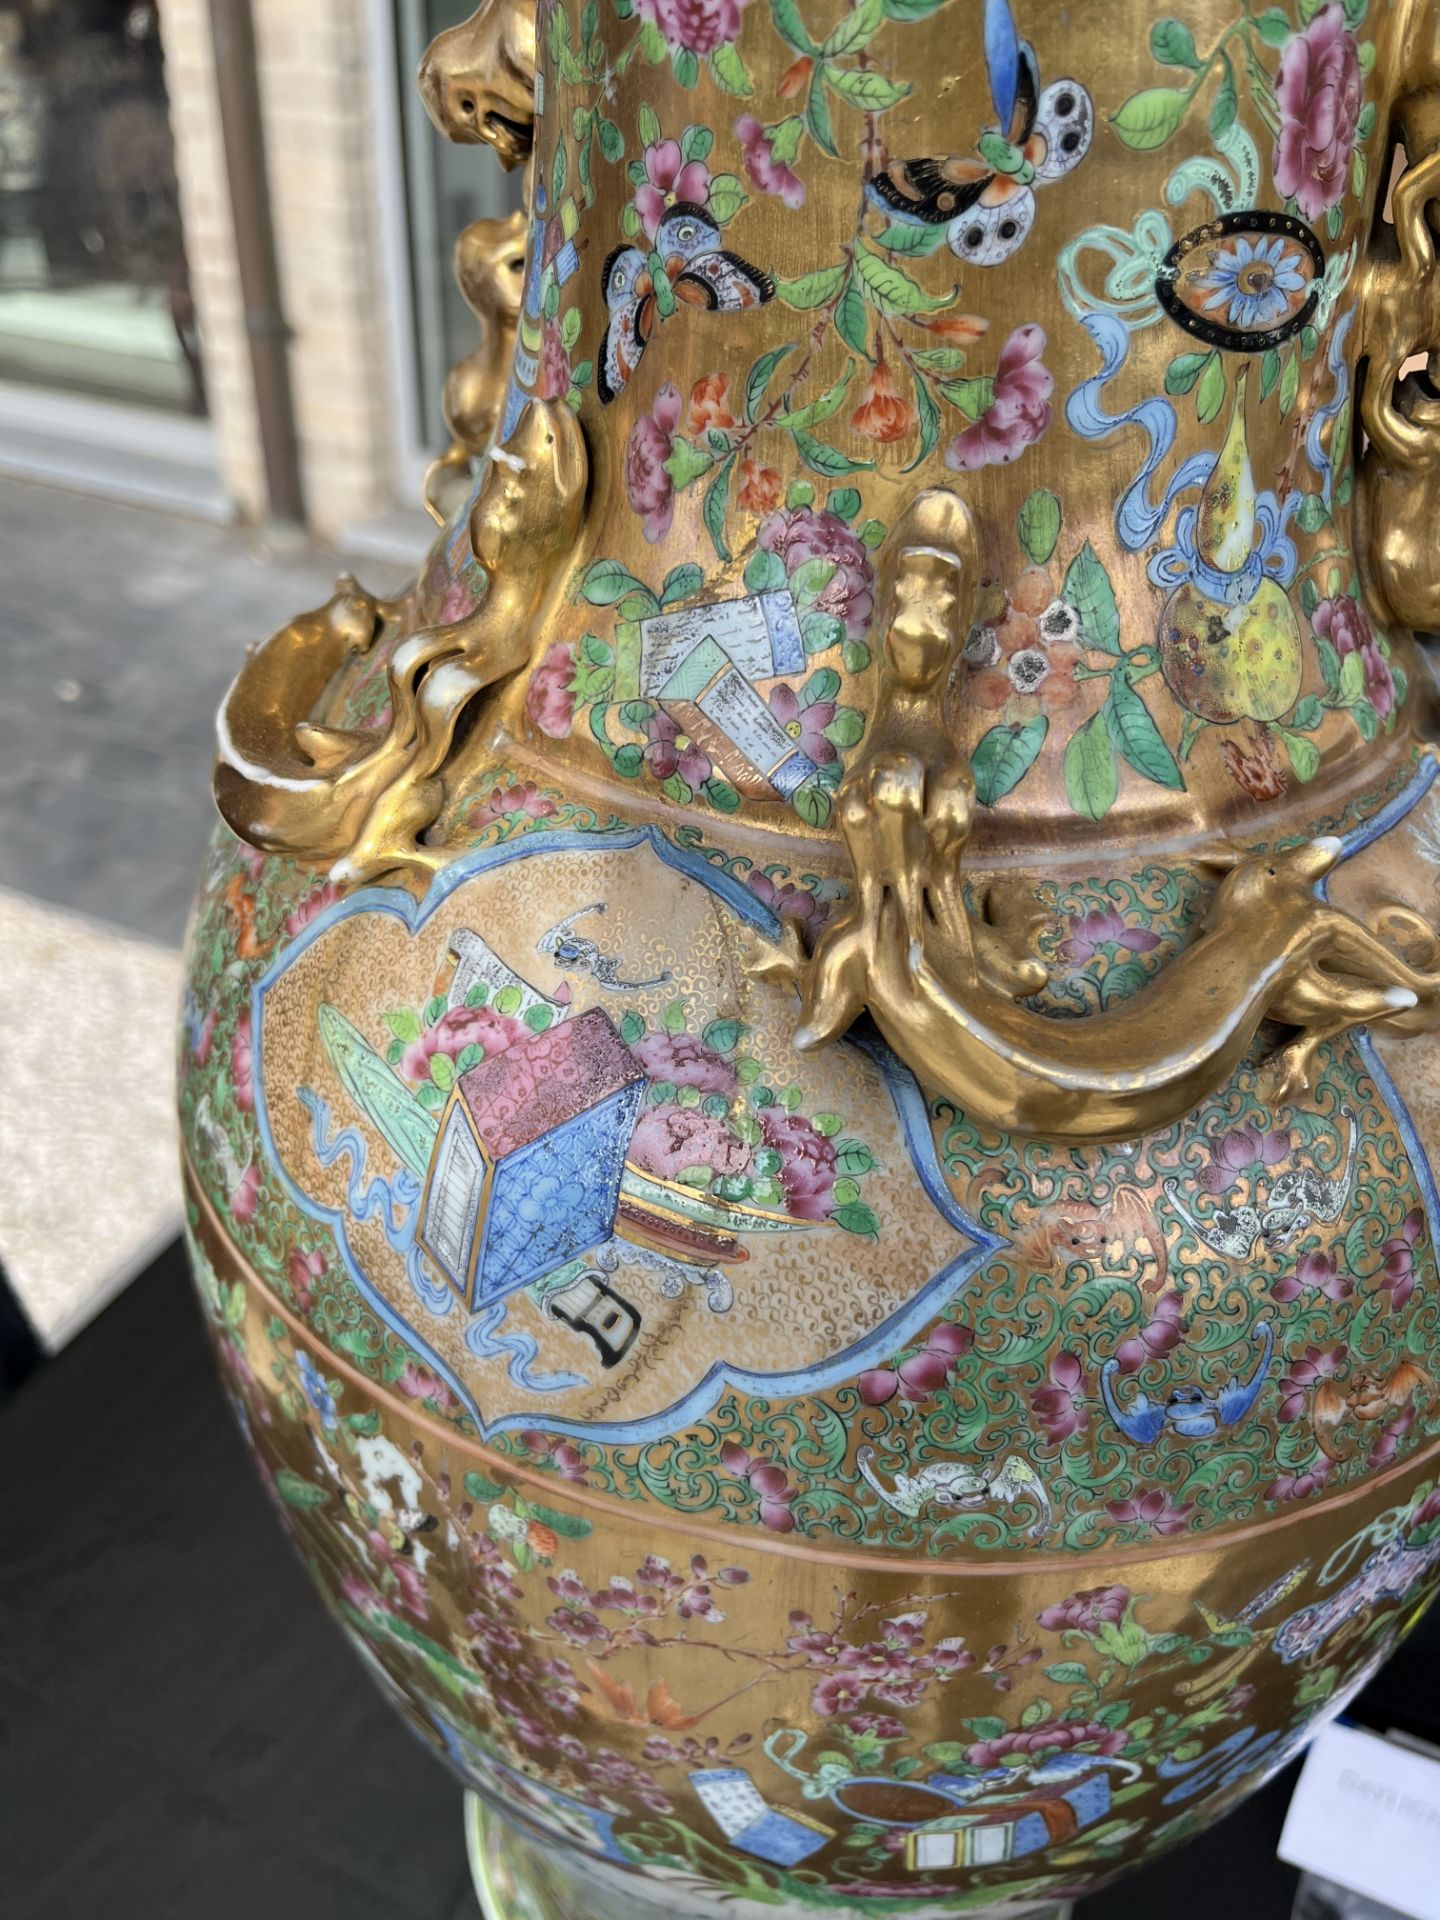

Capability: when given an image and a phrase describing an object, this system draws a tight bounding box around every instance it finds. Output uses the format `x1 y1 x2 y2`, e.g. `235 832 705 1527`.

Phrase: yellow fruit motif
1157 366 1304 728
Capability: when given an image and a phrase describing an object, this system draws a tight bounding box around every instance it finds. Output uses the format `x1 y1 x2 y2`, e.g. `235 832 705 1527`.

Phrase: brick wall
157 0 400 537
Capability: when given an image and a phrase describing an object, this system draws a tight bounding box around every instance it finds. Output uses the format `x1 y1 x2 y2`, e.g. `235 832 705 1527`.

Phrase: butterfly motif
598 203 775 405
868 0 1092 267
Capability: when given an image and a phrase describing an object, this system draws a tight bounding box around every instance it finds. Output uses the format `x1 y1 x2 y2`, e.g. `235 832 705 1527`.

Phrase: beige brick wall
158 0 400 537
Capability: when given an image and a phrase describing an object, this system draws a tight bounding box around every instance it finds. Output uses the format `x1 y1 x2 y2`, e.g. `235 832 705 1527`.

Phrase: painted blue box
418 1009 645 1308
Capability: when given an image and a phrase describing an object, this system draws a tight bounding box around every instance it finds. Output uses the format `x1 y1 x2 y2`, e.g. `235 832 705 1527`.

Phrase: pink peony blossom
757 506 875 640
401 1002 529 1085
637 0 752 54
628 1102 750 1181
466 780 557 830
626 381 682 543
287 1247 325 1313
632 1030 737 1093
734 114 805 208
759 1108 837 1219
538 320 571 402
967 1718 1126 1771
1273 5 1363 223
526 641 577 739
231 1163 261 1224
395 1362 459 1411
1313 595 1395 719
1032 1348 1088 1443
634 139 711 239
1037 1584 1132 1633
1062 907 1161 964
945 325 1053 471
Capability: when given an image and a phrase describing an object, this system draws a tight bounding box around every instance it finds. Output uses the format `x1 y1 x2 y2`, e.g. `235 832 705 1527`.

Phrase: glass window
393 0 524 452
0 1 204 412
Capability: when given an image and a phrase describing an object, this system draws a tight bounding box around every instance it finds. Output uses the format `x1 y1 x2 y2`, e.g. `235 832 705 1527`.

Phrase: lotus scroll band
749 490 1440 1145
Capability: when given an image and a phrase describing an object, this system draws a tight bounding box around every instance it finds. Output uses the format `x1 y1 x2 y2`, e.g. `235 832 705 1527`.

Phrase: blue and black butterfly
868 0 1093 266
597 204 775 405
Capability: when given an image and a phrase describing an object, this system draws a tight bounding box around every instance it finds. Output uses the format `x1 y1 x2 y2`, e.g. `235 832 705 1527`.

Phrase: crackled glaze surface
181 0 1440 1909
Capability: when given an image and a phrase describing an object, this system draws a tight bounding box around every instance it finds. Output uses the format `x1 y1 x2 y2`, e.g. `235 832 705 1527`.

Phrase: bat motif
1313 1360 1436 1462
537 903 673 991
598 204 774 404
867 0 1092 267
1101 1321 1275 1446
1163 1108 1359 1261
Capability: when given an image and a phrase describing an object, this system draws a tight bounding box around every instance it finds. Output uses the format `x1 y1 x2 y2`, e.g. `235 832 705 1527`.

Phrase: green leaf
345 1411 381 1436
791 778 832 827
1018 488 1062 565
803 665 842 705
777 262 848 310
1195 350 1227 424
768 115 806 164
579 558 647 605
560 305 583 351
770 0 818 53
744 548 787 592
805 67 839 154
464 1470 506 1503
972 716 1049 806
456 1043 483 1074
854 243 954 315
620 1010 646 1046
1254 7 1292 44
827 486 861 522
673 46 700 86
1339 648 1366 703
908 344 968 373
822 0 884 55
774 365 855 432
835 273 870 354
638 103 662 147
1150 17 1200 66
1165 349 1212 396
662 562 705 606
385 1008 422 1044
801 610 845 652
1278 727 1321 782
825 66 910 111
706 776 742 812
905 365 939 470
941 375 995 419
745 344 796 422
1292 694 1324 733
524 1004 555 1032
1110 86 1191 150
834 1200 881 1238
1260 347 1282 401
664 434 716 491
706 172 749 222
1065 709 1120 820
276 1469 328 1509
1063 540 1122 653
882 0 949 16
1279 349 1301 418
1210 53 1238 139
1295 493 1332 533
1105 671 1184 788
430 1052 455 1092
703 453 737 561
598 116 624 161
825 707 866 749
793 429 874 476
876 222 947 257
1331 397 1352 478
708 41 753 93
1045 1662 1092 1686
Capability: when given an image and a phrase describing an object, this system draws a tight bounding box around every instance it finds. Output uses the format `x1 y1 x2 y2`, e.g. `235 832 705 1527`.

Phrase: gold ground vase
182 0 1440 1912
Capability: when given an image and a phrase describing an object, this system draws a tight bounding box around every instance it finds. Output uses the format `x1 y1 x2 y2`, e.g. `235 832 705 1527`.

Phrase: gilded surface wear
182 0 1440 1910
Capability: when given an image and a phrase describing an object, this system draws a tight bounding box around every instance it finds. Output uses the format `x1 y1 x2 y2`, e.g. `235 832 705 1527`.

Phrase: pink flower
1313 595 1395 719
759 1109 837 1220
1062 907 1161 964
526 641 577 739
945 325 1053 471
538 320 571 401
768 682 837 766
722 1442 799 1531
401 1002 529 1084
643 708 713 789
1267 1454 1336 1503
746 868 829 929
395 1362 459 1412
1272 1249 1352 1304
521 1431 588 1480
1032 1349 1087 1443
637 0 752 55
1115 1291 1187 1375
1105 1488 1197 1536
1381 1208 1424 1312
284 882 341 938
231 1163 261 1224
192 1007 218 1068
287 1247 325 1313
626 381 682 543
466 780 557 830
1273 5 1363 223
1277 1342 1347 1422
1368 1405 1416 1470
628 1103 750 1181
813 1670 867 1717
634 139 711 239
859 1321 974 1406
632 1030 737 1093
734 114 805 208
967 1719 1126 1771
1198 1123 1290 1193
758 506 875 640
1037 1584 1132 1633
232 1008 254 1112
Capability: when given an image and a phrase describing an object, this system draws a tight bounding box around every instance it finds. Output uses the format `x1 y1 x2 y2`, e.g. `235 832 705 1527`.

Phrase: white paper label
1279 1720 1440 1919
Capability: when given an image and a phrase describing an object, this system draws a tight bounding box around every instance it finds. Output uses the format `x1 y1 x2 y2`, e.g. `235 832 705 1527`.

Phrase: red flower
851 358 916 444
643 708 713 789
466 780 557 829
284 883 341 938
768 681 837 766
1063 908 1162 964
1220 726 1288 803
1037 1585 1132 1633
687 370 735 436
1313 595 1395 719
736 456 783 515
967 1718 1125 1770
1032 1349 1088 1443
746 868 829 929
759 1109 837 1220
1267 1455 1336 1503
632 1031 738 1094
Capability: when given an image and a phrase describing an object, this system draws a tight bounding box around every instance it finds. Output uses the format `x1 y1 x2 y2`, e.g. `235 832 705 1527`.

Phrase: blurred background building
0 0 520 555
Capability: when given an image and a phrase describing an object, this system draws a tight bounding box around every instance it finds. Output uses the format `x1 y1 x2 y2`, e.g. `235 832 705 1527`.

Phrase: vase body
180 0 1440 1912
